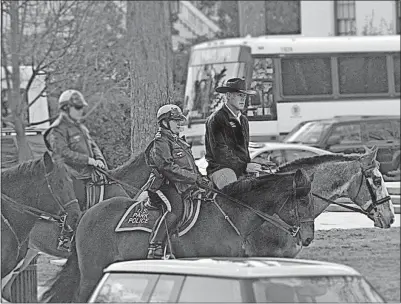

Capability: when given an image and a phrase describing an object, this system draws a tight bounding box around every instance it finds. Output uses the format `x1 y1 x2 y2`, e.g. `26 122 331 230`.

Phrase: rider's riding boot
147 213 178 259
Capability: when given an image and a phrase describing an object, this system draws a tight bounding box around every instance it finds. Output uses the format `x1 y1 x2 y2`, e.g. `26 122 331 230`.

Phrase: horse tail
41 243 80 303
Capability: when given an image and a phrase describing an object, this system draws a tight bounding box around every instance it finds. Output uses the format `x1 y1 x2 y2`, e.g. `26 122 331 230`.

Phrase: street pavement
315 212 400 230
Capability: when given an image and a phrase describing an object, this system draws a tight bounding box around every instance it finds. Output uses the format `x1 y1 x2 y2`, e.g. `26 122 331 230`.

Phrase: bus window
281 57 333 96
247 57 277 120
338 55 388 94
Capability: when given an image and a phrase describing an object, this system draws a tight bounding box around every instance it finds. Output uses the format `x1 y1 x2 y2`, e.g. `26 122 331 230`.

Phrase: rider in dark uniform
43 89 107 251
146 104 211 259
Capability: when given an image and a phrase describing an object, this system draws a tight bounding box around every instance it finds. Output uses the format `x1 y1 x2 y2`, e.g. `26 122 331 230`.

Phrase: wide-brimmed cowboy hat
215 78 256 95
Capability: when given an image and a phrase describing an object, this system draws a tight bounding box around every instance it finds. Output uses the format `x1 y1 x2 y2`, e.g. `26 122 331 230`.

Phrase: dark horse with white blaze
42 168 314 302
1 152 79 301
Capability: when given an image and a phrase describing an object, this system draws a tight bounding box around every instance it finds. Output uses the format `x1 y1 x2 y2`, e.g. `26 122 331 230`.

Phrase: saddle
115 188 213 236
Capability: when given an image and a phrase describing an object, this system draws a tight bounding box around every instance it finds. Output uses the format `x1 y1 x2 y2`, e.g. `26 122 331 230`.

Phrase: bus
182 35 400 158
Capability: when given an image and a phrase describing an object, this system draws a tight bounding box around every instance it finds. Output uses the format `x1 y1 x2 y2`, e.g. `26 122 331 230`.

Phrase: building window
397 0 401 34
265 1 301 35
335 0 356 36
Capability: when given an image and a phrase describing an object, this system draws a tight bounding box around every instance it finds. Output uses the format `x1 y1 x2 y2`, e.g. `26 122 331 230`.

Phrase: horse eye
372 176 381 187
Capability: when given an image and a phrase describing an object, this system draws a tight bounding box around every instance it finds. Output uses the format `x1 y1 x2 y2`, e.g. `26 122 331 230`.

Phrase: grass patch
298 227 400 303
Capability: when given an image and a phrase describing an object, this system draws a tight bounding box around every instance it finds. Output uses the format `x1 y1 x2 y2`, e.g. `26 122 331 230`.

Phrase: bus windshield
184 45 252 121
184 62 247 119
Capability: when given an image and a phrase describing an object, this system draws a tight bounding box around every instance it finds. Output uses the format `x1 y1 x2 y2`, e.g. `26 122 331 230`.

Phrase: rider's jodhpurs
148 184 183 244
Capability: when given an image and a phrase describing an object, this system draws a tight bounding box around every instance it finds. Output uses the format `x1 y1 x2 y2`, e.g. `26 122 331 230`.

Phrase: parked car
195 142 332 176
88 257 385 303
283 115 400 175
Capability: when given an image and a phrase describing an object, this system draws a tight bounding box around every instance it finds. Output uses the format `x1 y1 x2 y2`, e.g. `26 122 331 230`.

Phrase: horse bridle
1 172 78 252
312 166 391 216
203 180 311 239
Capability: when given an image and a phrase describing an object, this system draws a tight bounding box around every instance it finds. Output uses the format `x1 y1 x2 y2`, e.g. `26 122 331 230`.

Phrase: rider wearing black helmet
146 104 211 259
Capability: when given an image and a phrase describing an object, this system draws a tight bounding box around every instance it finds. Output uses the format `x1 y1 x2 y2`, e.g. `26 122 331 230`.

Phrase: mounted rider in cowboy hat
43 89 107 251
145 104 212 259
205 78 262 189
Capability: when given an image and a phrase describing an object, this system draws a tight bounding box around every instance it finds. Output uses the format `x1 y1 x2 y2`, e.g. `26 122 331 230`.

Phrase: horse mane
1 157 43 180
220 172 296 199
110 152 146 177
278 153 360 172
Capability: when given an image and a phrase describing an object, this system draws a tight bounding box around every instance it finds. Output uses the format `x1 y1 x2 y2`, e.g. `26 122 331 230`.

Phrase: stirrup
147 244 164 259
57 235 72 252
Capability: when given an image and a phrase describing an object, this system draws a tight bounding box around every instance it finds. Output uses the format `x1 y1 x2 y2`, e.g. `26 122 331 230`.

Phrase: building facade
238 1 400 37
171 1 220 50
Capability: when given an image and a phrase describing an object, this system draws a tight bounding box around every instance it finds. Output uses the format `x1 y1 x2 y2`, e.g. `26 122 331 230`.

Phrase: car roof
249 142 332 154
301 115 400 125
103 257 360 278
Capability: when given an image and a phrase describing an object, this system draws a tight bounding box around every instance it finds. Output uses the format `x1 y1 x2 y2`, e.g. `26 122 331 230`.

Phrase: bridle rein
312 165 391 216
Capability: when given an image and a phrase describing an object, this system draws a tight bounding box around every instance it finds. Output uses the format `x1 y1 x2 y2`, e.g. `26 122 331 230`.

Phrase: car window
150 275 184 302
284 121 331 144
328 124 362 144
253 276 384 303
91 273 158 303
253 150 284 166
285 149 318 163
178 276 242 302
366 121 395 141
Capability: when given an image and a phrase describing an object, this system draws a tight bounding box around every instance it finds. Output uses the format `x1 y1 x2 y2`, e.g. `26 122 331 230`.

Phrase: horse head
353 146 395 228
273 169 314 247
42 152 79 222
233 168 314 257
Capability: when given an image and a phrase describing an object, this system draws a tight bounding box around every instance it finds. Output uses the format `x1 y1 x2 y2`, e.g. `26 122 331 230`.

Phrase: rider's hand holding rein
88 157 105 169
246 162 262 173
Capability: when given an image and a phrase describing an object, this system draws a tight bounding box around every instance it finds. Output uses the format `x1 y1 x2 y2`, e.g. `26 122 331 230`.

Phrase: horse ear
43 151 54 174
294 169 311 198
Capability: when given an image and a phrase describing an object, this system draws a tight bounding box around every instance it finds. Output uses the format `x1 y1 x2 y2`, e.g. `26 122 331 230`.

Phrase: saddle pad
115 198 202 237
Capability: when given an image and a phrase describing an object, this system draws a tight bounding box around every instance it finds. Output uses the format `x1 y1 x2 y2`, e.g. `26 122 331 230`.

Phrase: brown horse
247 146 395 258
1 152 78 300
42 168 314 302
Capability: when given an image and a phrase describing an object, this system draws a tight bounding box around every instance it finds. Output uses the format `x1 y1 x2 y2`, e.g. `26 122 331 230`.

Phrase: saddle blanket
115 195 201 237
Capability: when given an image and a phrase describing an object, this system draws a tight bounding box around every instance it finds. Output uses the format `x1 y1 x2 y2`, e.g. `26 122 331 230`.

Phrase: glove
246 162 262 173
88 157 97 166
94 159 105 169
88 158 105 169
196 175 213 189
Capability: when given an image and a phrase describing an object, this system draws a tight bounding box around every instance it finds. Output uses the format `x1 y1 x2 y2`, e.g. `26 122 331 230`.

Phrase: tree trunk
9 0 33 162
126 1 174 158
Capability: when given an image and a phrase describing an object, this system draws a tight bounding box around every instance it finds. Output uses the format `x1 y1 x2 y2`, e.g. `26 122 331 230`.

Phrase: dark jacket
205 104 251 177
43 113 106 179
147 128 200 195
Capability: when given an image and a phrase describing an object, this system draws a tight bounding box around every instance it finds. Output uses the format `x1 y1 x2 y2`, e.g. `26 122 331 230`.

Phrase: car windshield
284 121 331 144
253 276 384 303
